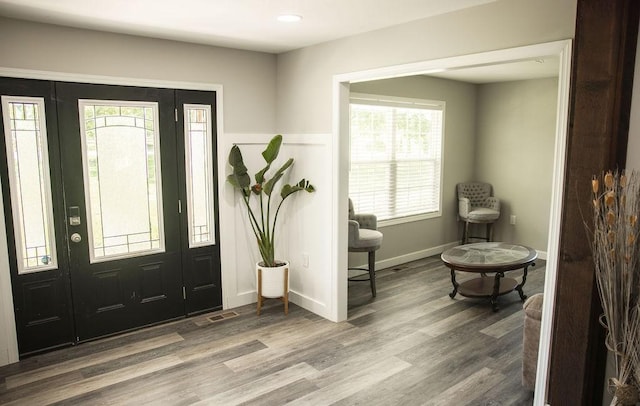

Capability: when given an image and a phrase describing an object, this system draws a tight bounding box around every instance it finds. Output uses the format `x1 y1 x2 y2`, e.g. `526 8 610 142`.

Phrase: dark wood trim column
548 0 639 404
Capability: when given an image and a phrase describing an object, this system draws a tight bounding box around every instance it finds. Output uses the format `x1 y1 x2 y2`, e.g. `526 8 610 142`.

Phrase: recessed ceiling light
277 14 302 23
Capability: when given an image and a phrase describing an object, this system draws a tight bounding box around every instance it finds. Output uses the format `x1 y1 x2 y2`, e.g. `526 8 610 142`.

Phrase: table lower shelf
457 276 518 298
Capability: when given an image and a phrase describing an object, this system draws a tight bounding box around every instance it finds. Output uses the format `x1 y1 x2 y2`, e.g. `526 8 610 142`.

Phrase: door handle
70 233 82 243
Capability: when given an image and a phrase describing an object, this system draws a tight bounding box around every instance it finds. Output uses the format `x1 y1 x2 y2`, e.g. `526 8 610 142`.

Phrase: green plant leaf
255 165 270 184
281 178 316 200
264 158 293 196
228 144 245 169
262 134 282 164
226 174 239 188
227 145 250 188
255 135 283 183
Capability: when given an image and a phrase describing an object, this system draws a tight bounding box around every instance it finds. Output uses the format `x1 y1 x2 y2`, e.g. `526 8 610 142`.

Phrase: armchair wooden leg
487 223 493 242
368 250 377 297
463 221 470 244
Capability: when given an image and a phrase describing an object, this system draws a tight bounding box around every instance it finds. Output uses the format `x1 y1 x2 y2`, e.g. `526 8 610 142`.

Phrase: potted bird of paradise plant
227 134 315 314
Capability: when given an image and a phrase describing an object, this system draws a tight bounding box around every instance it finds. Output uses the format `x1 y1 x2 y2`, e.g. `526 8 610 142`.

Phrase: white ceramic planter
256 261 289 298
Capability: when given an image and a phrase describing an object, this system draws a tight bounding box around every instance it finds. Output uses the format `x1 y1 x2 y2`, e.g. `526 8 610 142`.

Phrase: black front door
56 82 185 340
0 78 222 354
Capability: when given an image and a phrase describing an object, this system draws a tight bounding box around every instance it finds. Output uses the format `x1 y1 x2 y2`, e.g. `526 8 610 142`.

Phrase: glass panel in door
184 104 215 247
79 100 165 262
1 96 57 273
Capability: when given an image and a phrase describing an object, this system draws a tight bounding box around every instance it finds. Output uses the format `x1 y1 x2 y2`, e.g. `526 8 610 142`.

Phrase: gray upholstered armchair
457 182 501 244
348 198 383 297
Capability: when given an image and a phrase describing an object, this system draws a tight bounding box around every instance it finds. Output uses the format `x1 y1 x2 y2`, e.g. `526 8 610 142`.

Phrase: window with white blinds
349 93 444 223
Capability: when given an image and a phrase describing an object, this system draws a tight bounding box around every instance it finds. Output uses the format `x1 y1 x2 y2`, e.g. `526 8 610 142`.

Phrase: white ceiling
0 0 559 83
0 0 496 54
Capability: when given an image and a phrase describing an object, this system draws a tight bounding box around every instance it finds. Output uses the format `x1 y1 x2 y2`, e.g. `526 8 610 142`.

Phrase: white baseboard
354 244 548 271
377 242 459 270
288 290 330 319
224 291 256 310
224 289 331 320
352 241 460 271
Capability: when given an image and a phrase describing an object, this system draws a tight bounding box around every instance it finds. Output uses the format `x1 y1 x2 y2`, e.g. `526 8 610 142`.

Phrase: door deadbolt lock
70 233 82 243
68 206 81 226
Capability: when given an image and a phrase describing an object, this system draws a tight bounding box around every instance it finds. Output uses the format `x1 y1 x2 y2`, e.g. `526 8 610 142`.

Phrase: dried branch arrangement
590 170 640 406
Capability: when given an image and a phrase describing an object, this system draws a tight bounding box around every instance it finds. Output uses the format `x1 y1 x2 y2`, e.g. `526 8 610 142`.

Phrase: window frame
78 99 166 263
349 92 445 226
1 95 58 274
183 103 216 248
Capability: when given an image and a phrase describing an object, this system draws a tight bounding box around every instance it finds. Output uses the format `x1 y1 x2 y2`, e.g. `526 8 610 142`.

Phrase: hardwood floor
0 254 544 405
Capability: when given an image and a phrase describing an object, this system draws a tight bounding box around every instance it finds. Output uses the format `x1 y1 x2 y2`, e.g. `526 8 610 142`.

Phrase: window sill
379 211 441 227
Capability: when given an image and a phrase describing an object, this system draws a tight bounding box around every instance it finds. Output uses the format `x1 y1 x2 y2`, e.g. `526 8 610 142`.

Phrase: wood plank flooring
0 255 545 405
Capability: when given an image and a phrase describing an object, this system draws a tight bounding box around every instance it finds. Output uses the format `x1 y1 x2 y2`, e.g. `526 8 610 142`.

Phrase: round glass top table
441 242 537 311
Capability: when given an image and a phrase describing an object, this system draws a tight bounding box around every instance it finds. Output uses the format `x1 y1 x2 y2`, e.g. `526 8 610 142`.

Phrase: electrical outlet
510 215 517 225
302 253 309 268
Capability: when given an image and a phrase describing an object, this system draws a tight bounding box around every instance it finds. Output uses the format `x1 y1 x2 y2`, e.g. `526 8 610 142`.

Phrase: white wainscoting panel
220 134 333 319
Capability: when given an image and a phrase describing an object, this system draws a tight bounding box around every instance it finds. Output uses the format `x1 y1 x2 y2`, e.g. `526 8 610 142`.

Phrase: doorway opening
332 40 572 403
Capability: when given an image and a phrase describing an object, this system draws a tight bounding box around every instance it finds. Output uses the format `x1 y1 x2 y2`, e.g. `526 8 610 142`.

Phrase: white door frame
331 39 572 405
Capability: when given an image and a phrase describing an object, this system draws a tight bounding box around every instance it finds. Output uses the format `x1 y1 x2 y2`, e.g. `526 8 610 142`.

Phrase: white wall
476 78 558 252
